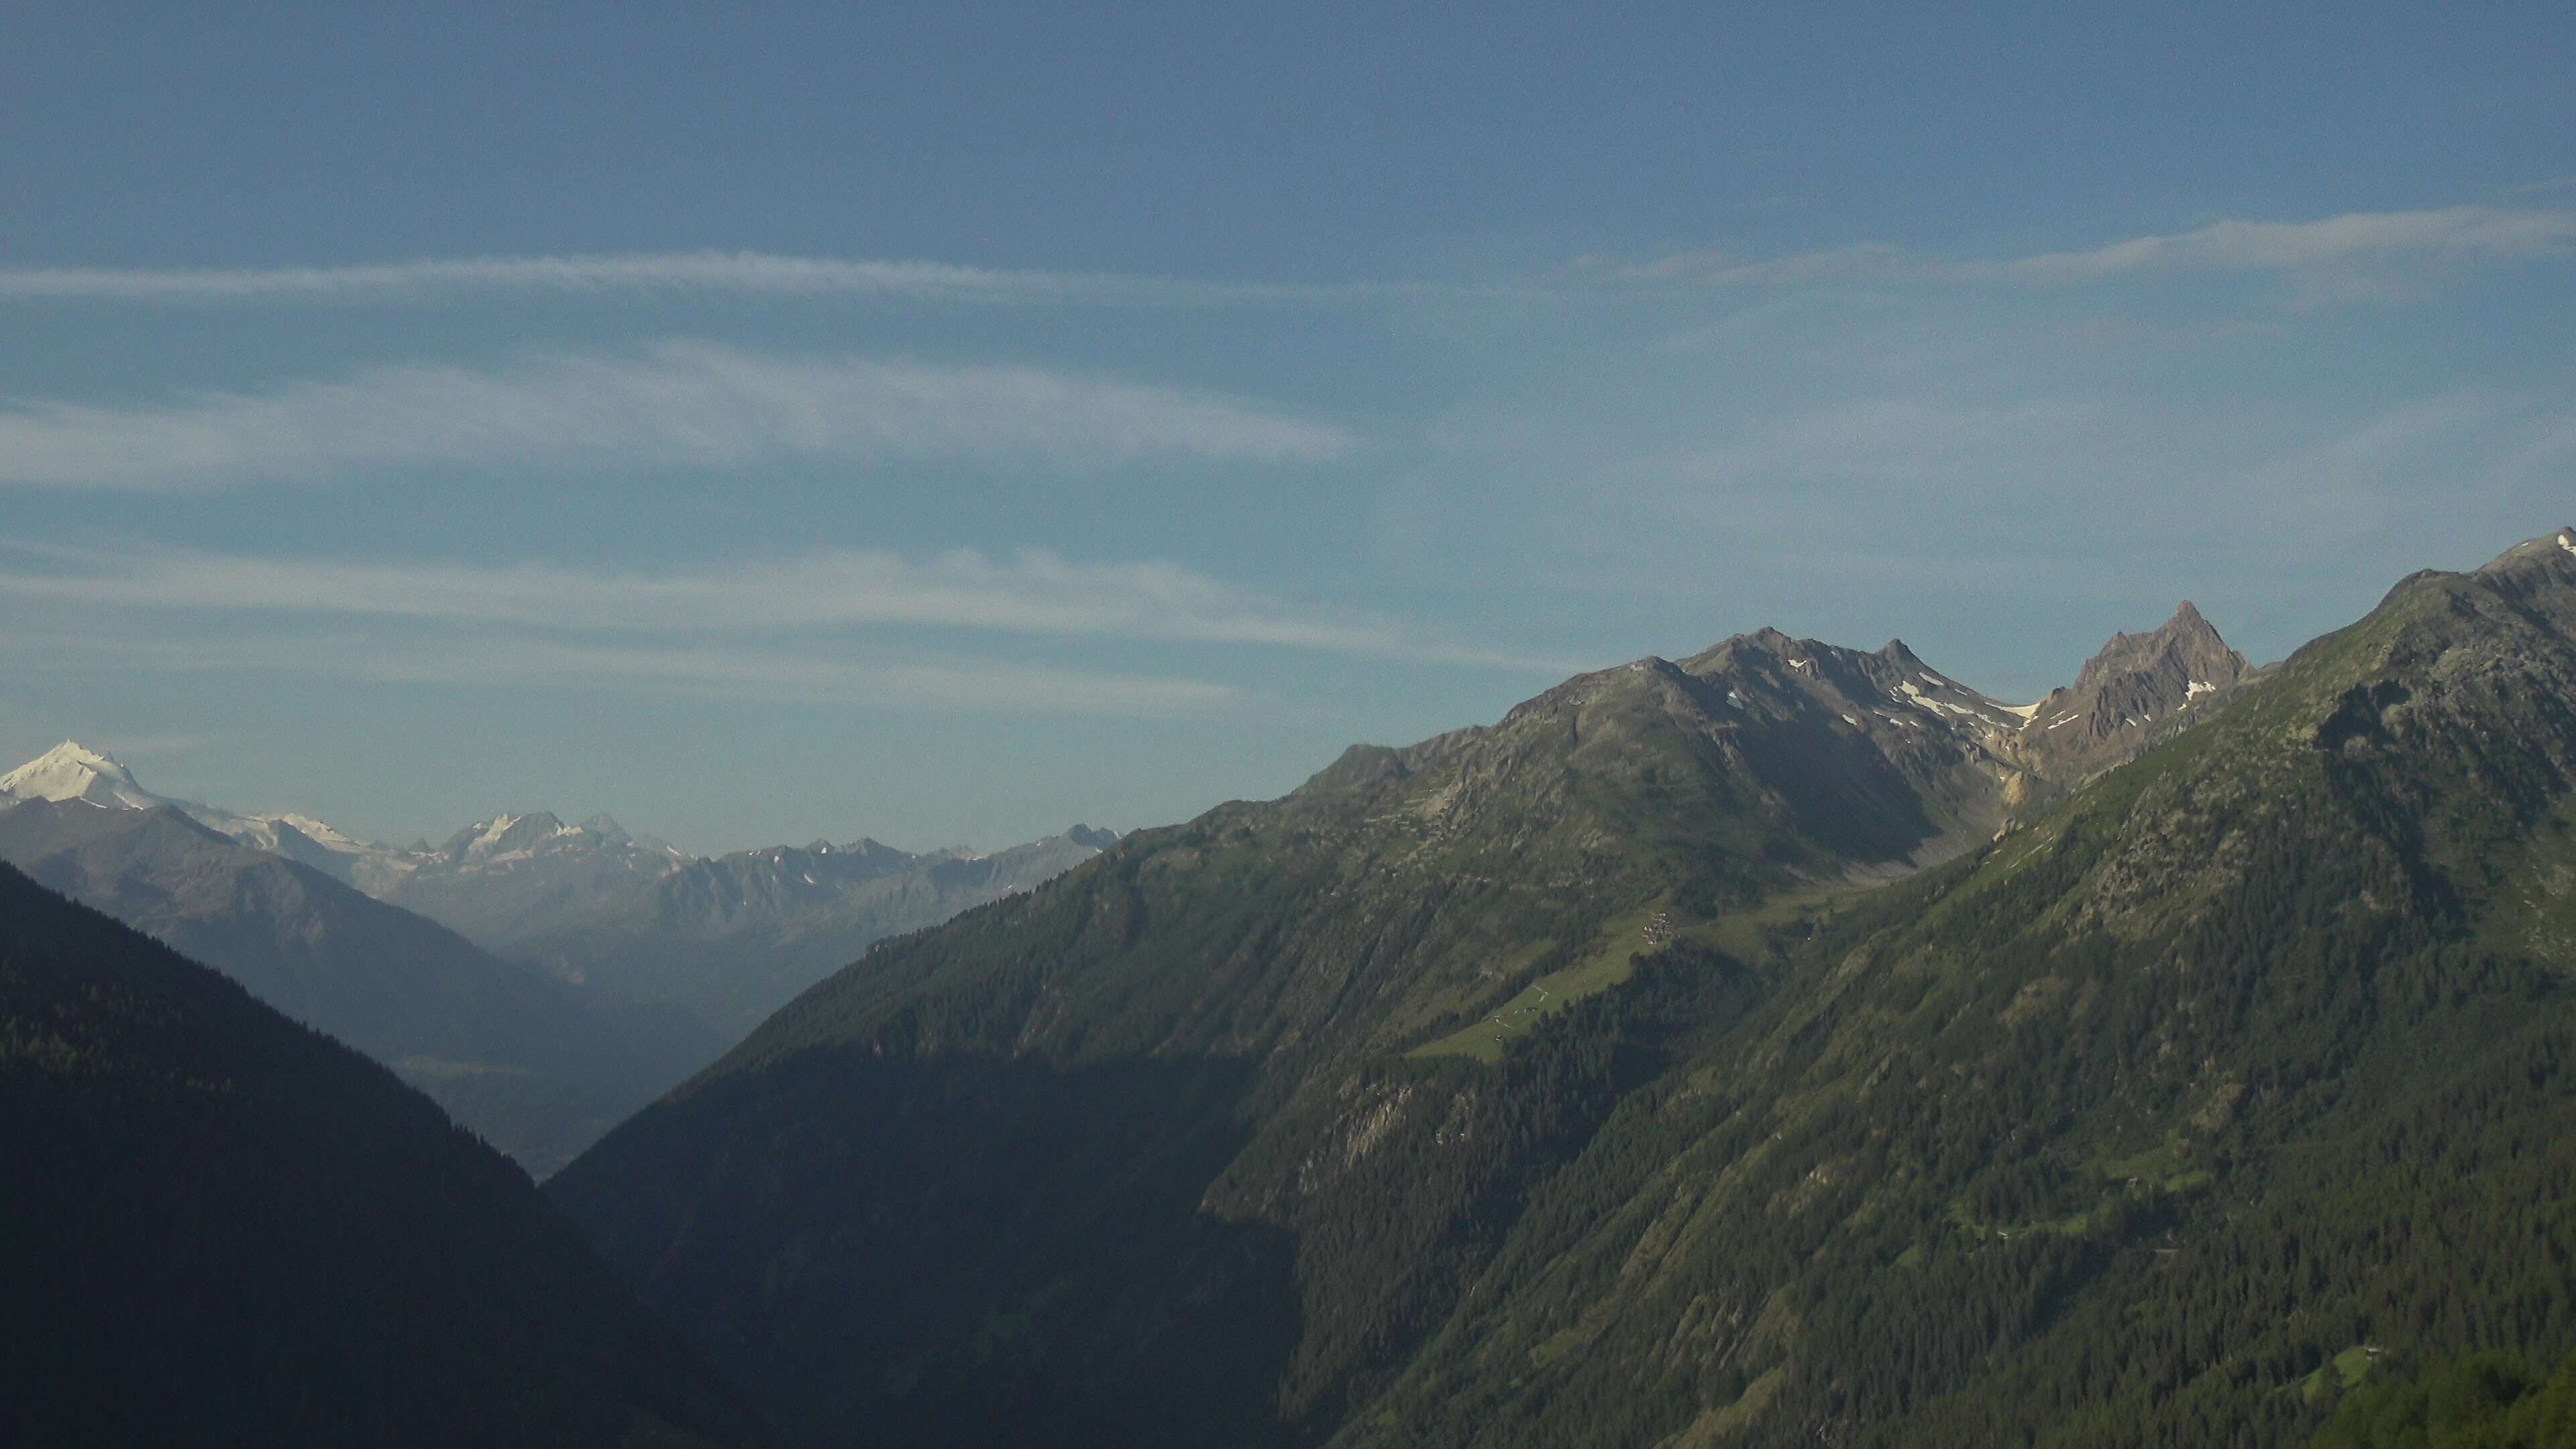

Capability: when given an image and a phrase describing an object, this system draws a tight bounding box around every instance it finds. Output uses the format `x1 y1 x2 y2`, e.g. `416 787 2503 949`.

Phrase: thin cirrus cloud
3 627 1244 717
0 340 1354 490
0 250 1467 309
0 542 1580 675
1595 205 2576 290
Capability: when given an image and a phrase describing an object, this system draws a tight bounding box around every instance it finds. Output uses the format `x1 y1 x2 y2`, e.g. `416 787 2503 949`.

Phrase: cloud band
0 341 1353 490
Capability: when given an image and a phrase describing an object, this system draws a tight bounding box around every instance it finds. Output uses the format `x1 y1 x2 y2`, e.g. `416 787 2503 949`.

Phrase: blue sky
3 2 2572 851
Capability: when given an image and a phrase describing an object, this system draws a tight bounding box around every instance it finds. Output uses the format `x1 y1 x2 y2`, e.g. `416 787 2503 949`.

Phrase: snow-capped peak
251 811 366 851
0 741 415 885
0 741 167 811
443 810 574 861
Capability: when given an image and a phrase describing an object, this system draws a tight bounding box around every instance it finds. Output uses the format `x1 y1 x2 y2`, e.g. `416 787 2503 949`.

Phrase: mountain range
548 527 2576 1448
0 744 1111 1169
379 812 1115 1035
19 527 2574 1446
0 793 714 1175
0 743 1112 1035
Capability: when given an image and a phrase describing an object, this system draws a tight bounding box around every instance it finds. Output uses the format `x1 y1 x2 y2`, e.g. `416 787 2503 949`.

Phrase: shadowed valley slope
0 863 767 1448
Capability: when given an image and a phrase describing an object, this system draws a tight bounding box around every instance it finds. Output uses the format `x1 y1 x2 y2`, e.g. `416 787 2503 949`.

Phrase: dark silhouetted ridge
0 863 766 1448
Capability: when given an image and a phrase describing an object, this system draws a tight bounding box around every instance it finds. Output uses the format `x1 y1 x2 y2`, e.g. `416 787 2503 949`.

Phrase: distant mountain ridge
0 740 402 882
366 810 692 949
491 824 1121 1034
0 796 714 1175
0 745 1118 1037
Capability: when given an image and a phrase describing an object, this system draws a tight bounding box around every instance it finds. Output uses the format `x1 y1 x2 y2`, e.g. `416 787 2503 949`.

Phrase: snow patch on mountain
0 741 426 885
0 742 167 812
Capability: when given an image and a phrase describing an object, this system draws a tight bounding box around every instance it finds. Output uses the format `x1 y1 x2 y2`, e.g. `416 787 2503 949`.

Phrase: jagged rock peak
436 810 574 859
2090 600 2218 655
2066 601 2245 688
1733 627 1815 660
2004 601 2251 784
1680 626 1834 674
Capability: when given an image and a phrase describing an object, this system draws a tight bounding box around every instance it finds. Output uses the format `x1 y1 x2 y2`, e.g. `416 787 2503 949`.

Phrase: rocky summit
2000 600 2254 784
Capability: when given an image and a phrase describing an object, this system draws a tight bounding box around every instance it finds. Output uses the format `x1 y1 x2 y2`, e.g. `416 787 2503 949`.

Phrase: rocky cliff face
2001 600 2253 784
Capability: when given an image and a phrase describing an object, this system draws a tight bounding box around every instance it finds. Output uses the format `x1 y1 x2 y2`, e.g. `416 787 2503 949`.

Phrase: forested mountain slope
2299 1348 2576 1446
701 628 2034 1076
553 531 2576 1448
548 626 2065 1445
1341 528 2576 1447
0 863 765 1448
